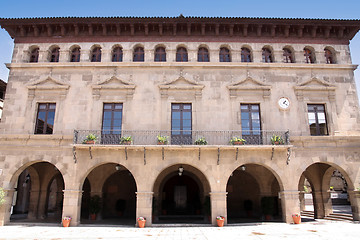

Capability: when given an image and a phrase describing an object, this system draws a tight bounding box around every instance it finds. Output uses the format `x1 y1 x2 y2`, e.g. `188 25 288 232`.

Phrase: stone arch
152 163 211 223
283 45 295 63
5 161 65 224
324 46 337 64
226 163 284 223
79 162 138 224
298 162 357 220
304 45 316 63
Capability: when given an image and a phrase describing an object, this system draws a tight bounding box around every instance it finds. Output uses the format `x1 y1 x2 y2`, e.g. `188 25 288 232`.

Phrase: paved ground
0 220 359 240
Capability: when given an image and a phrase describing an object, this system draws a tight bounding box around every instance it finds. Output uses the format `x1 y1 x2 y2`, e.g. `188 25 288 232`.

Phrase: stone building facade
0 16 360 227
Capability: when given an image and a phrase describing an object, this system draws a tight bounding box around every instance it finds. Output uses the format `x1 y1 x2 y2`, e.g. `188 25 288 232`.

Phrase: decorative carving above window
294 78 336 101
227 77 271 98
92 76 136 100
27 76 69 100
159 76 204 99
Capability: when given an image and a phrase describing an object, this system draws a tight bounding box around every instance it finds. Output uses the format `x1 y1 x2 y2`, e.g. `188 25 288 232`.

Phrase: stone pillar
312 191 325 219
232 50 241 62
279 190 300 223
295 51 304 64
37 190 48 219
59 50 69 62
167 49 176 62
136 191 153 226
210 191 227 225
38 50 49 63
348 190 360 221
273 50 283 63
209 50 217 63
27 190 41 219
299 192 305 211
80 50 90 62
252 50 262 63
102 50 111 62
322 191 333 216
62 189 83 226
123 49 132 62
0 189 15 226
188 50 197 62
145 49 153 62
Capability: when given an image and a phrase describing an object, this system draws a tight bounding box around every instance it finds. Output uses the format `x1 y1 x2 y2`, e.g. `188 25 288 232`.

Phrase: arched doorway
153 164 211 224
80 163 137 225
299 163 353 221
10 162 64 223
226 164 282 223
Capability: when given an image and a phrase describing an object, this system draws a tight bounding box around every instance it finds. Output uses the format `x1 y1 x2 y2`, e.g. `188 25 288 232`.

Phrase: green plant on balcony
83 134 97 144
120 136 132 145
157 135 168 145
230 137 246 145
270 135 284 145
195 137 208 145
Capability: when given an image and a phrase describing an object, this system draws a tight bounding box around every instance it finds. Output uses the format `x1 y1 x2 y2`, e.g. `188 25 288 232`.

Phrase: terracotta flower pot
216 219 224 227
90 214 96 220
122 141 131 145
233 141 244 145
138 220 146 228
62 219 71 227
85 140 95 144
292 215 301 224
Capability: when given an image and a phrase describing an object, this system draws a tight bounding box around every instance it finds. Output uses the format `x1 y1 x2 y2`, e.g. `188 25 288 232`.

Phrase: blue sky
1 0 360 96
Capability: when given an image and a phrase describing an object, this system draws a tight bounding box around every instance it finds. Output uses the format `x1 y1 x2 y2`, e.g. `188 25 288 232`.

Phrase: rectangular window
171 103 192 144
241 104 262 144
35 103 56 134
101 103 123 144
308 104 328 136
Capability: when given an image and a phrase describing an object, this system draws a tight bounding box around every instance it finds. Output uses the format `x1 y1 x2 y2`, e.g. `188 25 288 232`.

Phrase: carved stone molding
159 76 204 99
227 77 271 98
91 76 136 100
294 77 336 101
27 76 69 100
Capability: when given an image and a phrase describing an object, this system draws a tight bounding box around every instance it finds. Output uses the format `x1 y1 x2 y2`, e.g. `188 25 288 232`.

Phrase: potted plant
137 216 146 228
271 135 284 145
89 195 102 220
216 215 225 227
292 213 301 224
230 137 246 145
83 134 97 144
157 135 168 145
261 196 275 220
120 136 132 145
62 216 71 227
195 137 208 145
0 187 5 206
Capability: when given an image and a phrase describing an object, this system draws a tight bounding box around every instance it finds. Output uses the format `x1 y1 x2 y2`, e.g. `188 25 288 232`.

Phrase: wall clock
278 97 290 110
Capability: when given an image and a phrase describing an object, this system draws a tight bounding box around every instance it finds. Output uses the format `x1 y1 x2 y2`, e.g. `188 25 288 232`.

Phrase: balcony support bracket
73 146 77 163
198 148 201 161
89 147 93 159
144 147 146 165
236 148 238 161
125 147 128 160
162 147 165 161
287 147 291 165
217 148 220 165
271 147 274 160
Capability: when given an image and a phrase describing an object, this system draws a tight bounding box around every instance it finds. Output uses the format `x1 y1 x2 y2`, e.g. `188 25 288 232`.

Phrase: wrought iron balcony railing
74 130 290 146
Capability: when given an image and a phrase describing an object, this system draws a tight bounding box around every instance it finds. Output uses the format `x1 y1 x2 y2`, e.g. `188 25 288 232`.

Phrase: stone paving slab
0 221 359 240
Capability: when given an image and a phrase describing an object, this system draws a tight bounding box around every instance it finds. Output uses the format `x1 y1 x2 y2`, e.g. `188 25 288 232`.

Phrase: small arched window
241 47 251 62
112 47 123 62
176 47 188 62
91 47 102 62
198 47 209 62
133 47 144 62
30 48 39 63
219 47 231 62
262 48 273 63
50 47 60 62
304 48 315 64
70 47 81 62
283 48 294 63
324 49 335 64
154 47 166 62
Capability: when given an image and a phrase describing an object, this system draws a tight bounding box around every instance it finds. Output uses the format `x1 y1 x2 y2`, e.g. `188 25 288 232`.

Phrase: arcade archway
80 163 137 225
226 164 282 223
152 164 211 223
299 163 354 221
10 162 64 223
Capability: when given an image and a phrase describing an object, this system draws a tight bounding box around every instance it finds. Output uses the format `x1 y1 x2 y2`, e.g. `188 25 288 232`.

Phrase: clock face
278 97 290 110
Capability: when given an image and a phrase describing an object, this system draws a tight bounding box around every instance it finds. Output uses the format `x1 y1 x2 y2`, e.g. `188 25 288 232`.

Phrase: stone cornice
1 16 359 44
